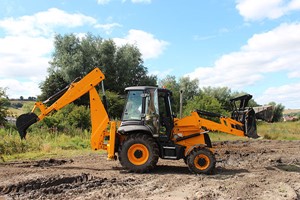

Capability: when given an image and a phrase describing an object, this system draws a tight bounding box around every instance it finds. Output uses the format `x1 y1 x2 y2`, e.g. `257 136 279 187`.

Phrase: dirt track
1 140 300 200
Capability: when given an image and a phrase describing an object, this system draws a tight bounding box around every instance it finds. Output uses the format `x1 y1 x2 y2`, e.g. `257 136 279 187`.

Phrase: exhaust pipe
16 113 38 139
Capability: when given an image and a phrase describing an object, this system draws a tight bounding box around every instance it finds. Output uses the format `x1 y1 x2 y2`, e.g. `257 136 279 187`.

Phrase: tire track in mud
0 173 139 199
1 158 73 168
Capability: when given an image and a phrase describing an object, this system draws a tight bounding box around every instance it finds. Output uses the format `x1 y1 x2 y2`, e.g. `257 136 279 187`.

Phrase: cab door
157 89 174 138
144 88 160 137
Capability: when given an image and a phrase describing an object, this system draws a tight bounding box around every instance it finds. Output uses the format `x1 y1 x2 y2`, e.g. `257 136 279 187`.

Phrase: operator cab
119 86 174 138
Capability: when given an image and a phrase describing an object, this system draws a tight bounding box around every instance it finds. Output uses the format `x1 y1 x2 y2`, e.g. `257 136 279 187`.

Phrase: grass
2 148 100 162
7 100 35 117
210 121 300 141
7 107 23 117
257 121 300 140
209 132 249 142
0 128 104 162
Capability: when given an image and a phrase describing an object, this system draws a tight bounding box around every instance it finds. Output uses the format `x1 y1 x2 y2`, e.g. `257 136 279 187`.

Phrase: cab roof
125 86 157 91
125 86 172 95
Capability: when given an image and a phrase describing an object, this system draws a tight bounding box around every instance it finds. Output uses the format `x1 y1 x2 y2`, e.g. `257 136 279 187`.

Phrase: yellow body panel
107 121 117 160
173 111 247 155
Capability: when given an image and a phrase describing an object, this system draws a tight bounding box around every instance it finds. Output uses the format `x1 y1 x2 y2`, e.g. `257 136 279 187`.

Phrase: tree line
0 33 285 129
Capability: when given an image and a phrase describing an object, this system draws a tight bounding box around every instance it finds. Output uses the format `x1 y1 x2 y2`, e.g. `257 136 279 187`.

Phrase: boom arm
32 68 105 121
16 68 116 157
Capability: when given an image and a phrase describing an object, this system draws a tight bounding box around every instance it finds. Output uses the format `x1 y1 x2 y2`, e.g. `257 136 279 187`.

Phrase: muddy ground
0 140 300 200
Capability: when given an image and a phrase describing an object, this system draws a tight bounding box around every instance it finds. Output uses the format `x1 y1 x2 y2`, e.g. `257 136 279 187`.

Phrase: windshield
122 90 143 120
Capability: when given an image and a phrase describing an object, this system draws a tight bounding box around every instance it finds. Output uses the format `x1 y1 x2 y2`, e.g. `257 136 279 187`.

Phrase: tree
40 33 156 105
201 87 259 112
109 44 156 93
39 72 68 104
28 96 37 101
49 33 98 83
102 90 125 119
268 102 285 122
159 75 180 114
179 76 199 104
183 93 227 117
202 87 232 111
0 88 8 126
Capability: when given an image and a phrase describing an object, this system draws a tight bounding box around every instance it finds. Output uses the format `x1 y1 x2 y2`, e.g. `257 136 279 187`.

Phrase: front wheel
186 147 216 174
118 133 159 173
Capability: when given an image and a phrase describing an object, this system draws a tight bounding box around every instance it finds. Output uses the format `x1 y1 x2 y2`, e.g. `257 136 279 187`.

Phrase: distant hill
7 100 36 117
283 109 300 115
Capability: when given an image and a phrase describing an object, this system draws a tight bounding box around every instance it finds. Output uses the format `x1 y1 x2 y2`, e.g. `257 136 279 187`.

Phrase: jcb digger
16 67 259 174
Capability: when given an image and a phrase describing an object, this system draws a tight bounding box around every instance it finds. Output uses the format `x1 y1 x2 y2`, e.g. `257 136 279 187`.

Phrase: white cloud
0 8 104 98
236 0 300 21
94 22 122 34
113 29 169 59
0 35 52 82
131 0 151 3
150 68 174 79
0 79 41 99
97 0 111 5
0 8 97 37
256 83 300 109
121 0 151 3
186 22 300 108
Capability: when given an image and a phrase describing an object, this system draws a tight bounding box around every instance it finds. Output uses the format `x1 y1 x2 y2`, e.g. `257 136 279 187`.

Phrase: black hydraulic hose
43 77 81 104
101 81 110 118
196 109 221 118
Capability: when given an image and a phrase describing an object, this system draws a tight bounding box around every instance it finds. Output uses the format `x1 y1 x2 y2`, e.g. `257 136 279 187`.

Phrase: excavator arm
16 68 116 159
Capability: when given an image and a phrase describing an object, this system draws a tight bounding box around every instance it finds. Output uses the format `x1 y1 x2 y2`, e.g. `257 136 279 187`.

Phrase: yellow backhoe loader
16 67 259 174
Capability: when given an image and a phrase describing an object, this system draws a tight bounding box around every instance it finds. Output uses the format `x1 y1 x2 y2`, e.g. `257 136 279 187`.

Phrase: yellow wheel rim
194 154 210 170
127 144 149 165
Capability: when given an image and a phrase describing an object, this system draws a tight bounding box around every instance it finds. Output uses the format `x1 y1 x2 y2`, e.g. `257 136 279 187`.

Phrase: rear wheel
187 147 216 174
118 133 159 173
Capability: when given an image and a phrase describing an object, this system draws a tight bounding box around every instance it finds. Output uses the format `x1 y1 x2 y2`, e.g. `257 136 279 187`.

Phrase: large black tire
118 133 159 173
186 147 216 175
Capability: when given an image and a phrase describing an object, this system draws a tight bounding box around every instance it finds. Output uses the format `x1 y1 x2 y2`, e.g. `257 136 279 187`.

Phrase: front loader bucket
16 113 38 139
245 109 259 139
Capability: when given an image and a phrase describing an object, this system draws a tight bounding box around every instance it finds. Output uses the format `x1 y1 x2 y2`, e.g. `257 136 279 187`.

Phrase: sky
0 0 300 109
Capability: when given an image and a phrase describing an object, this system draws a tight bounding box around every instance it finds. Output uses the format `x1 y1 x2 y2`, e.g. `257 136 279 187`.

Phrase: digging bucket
245 109 259 139
16 113 38 139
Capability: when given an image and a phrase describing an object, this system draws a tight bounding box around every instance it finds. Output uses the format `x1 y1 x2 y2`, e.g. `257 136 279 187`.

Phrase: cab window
122 90 143 120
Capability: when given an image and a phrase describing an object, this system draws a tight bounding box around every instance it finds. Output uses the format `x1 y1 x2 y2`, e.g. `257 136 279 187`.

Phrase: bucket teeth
16 113 38 139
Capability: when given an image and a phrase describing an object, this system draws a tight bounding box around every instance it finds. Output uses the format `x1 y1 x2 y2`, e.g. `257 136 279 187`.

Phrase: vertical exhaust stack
16 113 39 139
179 90 183 119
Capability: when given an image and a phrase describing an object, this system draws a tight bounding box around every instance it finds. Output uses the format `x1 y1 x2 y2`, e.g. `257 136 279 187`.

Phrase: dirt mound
0 140 300 199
